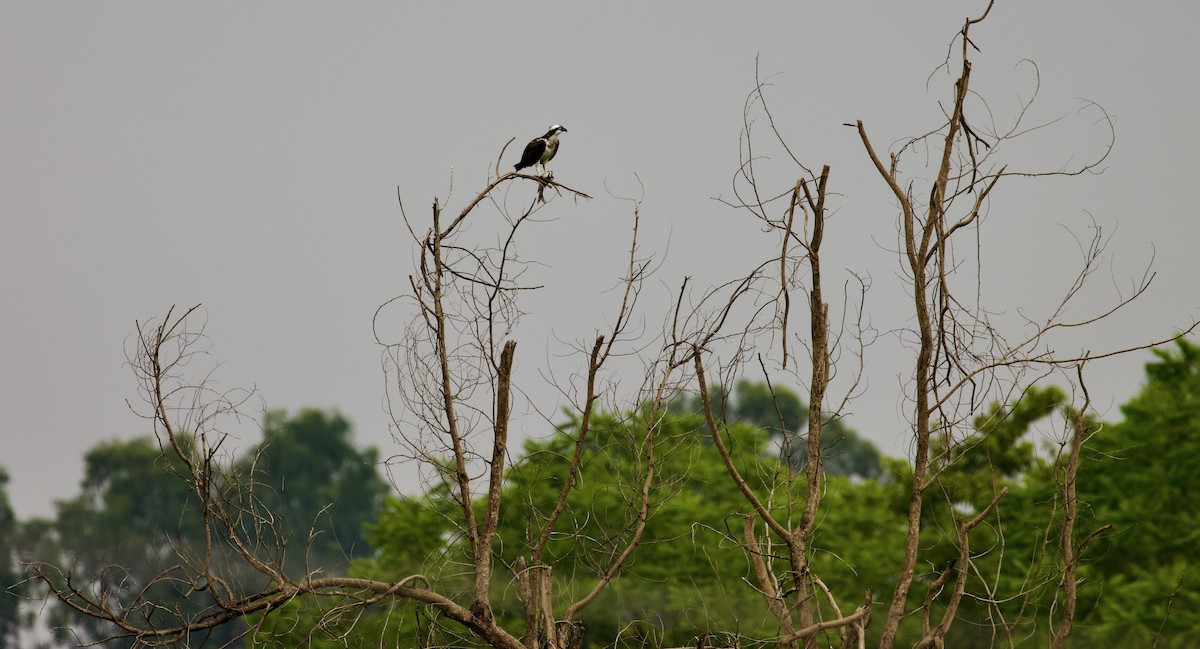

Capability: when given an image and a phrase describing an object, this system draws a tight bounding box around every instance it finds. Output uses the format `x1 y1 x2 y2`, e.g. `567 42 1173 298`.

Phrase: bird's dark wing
515 137 547 171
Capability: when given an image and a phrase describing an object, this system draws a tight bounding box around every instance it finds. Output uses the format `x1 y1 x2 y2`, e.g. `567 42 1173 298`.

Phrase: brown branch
533 336 605 561
917 487 1008 648
777 592 872 644
427 198 483 562
855 120 919 274
695 349 790 542
475 339 517 619
563 394 656 621
442 172 591 238
876 7 979 643
778 180 800 370
742 515 797 641
1051 371 1092 649
799 165 831 544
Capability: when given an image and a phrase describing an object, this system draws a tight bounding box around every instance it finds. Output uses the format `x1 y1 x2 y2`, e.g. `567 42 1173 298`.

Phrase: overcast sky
3 2 1198 519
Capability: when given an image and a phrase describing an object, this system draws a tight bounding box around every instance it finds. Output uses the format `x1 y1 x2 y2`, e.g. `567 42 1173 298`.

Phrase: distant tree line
2 408 387 648
3 349 1200 648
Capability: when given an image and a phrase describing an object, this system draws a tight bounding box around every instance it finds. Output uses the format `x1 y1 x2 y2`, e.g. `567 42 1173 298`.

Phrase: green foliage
870 386 1077 646
1067 339 1200 645
366 489 457 575
57 435 204 559
930 385 1065 511
22 409 387 647
286 405 905 648
29 434 239 648
892 343 1200 646
237 409 389 573
498 408 774 643
729 380 805 435
21 346 1200 647
673 380 884 479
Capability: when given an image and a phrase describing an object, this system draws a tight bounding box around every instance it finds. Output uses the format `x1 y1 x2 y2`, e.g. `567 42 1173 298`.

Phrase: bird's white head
548 124 567 135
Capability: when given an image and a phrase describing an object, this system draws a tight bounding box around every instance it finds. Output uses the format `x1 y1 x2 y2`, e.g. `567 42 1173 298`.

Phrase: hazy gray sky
3 2 1198 519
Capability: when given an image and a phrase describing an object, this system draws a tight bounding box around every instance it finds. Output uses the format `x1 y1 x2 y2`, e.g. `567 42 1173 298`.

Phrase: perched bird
515 124 567 176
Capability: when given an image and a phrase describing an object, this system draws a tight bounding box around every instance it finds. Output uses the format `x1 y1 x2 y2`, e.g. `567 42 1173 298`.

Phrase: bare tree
28 5 1196 649
374 151 687 649
31 151 681 649
682 3 1195 649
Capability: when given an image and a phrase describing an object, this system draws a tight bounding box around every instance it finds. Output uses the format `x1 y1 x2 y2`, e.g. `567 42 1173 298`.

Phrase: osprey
515 124 567 176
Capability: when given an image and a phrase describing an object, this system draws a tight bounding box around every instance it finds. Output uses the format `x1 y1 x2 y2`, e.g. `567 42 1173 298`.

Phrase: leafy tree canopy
673 380 883 479
1070 339 1200 645
26 409 388 648
236 408 389 572
18 346 1200 648
276 405 906 648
